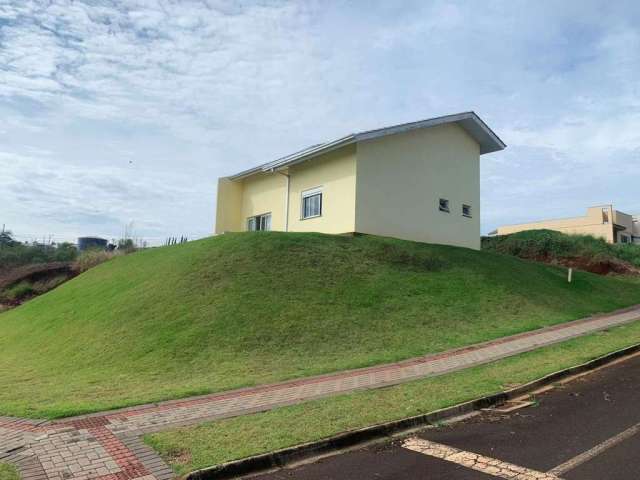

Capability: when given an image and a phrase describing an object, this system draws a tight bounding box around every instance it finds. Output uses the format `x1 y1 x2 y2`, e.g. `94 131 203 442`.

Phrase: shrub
482 229 640 268
2 281 35 302
75 250 116 272
0 235 78 270
117 238 136 253
53 242 78 262
32 275 69 294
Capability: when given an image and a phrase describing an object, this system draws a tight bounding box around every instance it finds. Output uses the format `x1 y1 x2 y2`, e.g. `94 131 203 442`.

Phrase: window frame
247 212 271 231
301 187 323 220
438 198 450 213
462 204 472 218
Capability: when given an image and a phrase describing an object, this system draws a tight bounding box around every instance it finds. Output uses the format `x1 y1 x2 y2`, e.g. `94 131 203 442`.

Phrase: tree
117 238 136 253
54 242 78 262
0 230 17 248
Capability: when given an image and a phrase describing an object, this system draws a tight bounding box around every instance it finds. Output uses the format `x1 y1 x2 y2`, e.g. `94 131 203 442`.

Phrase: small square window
439 198 450 213
462 204 472 217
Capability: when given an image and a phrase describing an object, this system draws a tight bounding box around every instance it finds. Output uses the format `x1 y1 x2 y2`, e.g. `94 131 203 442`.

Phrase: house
215 112 505 250
495 205 640 244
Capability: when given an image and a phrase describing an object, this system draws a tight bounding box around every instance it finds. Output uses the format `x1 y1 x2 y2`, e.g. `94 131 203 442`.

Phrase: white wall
354 123 481 249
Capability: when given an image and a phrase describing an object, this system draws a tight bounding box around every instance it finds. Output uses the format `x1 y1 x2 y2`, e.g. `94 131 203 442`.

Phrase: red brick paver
2 305 640 480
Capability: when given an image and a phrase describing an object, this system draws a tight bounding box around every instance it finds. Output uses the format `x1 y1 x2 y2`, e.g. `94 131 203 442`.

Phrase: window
602 208 609 224
302 188 322 219
621 235 630 244
247 213 271 231
439 198 450 213
462 204 472 218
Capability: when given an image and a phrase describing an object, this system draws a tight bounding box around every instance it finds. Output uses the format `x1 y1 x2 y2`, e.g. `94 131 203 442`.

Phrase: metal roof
228 111 506 180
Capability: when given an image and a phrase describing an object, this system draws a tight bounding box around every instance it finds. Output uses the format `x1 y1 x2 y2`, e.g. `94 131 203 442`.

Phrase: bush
117 238 136 253
612 243 640 267
2 281 35 302
75 250 116 272
32 275 69 293
0 274 72 306
482 229 640 268
0 234 78 270
53 242 78 262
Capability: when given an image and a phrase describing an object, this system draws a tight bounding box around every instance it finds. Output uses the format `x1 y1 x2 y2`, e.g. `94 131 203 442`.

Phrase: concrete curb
185 342 640 480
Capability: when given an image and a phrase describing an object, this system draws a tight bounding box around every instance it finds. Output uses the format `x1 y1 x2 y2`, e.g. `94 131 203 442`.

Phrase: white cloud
1 0 640 241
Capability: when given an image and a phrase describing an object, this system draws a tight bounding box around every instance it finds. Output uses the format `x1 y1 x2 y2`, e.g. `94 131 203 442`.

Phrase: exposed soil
0 262 77 311
528 254 640 276
0 262 75 289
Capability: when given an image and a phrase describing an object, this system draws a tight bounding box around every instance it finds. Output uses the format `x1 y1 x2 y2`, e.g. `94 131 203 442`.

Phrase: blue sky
1 1 639 244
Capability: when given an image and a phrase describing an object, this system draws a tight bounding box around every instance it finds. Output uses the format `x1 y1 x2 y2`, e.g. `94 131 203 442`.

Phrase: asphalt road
254 352 640 479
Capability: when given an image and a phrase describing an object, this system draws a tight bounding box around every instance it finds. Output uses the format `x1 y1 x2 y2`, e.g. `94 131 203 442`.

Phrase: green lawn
146 320 640 475
1 232 640 419
0 463 19 480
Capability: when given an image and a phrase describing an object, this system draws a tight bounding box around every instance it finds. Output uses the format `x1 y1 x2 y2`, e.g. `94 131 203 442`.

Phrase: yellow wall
287 145 357 233
214 145 357 234
214 177 243 234
215 125 485 250
238 172 288 231
354 123 481 249
496 206 616 243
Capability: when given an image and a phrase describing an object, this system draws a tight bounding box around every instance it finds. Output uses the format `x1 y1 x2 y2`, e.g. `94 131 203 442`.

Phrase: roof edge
226 111 505 180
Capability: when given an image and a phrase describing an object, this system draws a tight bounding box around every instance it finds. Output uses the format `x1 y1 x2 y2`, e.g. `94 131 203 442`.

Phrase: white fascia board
225 111 505 181
226 166 263 181
262 135 356 171
356 111 506 154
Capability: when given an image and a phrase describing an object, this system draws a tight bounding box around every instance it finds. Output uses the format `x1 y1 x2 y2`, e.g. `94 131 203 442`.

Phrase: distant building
77 237 108 251
215 112 506 250
495 205 640 244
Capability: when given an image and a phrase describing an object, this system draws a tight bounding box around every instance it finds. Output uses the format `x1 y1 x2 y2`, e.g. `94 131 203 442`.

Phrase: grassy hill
2 232 640 419
0 463 19 480
483 229 640 274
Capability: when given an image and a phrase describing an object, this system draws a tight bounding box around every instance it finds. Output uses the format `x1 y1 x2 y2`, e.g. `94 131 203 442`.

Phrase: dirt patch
0 262 75 289
0 262 77 311
524 254 640 276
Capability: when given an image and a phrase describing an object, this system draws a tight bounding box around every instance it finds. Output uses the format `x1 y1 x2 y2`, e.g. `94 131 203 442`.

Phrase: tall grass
74 250 117 272
482 229 640 267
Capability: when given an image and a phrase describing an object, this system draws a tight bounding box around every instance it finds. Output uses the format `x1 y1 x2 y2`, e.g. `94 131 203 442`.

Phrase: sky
1 0 639 245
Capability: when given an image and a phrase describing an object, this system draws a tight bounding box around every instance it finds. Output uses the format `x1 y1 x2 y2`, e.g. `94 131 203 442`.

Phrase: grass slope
0 463 20 480
1 232 640 419
146 321 640 475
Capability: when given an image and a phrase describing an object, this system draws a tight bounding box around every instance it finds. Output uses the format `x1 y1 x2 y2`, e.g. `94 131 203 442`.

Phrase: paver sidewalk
2 305 640 480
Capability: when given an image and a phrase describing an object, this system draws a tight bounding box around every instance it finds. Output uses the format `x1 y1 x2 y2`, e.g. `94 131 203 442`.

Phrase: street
255 353 640 479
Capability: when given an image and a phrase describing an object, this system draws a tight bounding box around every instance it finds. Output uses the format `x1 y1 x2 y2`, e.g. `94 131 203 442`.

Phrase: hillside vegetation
0 230 77 269
1 232 640 419
0 463 20 480
483 229 640 275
